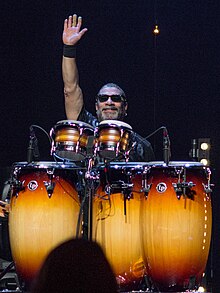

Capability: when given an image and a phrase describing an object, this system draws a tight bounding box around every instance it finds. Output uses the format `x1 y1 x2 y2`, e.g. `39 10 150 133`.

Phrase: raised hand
63 14 88 46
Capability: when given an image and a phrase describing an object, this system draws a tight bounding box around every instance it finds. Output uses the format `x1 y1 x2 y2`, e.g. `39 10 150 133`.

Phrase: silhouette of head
31 238 118 293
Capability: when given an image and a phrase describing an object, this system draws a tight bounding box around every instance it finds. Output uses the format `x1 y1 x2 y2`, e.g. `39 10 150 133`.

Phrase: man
62 14 154 162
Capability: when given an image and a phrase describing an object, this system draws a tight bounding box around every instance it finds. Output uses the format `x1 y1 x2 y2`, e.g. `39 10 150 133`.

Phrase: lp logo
156 182 167 193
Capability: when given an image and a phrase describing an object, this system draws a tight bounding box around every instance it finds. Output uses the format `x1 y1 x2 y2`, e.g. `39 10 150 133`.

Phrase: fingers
63 18 68 30
67 15 73 28
79 28 88 38
65 14 84 29
77 16 82 28
72 14 77 27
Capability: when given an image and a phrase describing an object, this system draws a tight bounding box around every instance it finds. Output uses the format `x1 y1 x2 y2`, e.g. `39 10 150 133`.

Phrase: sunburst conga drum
50 120 94 161
8 162 82 286
95 120 133 160
140 161 212 291
92 162 146 290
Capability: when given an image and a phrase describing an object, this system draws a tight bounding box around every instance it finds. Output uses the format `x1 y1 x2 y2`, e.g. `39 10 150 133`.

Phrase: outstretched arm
62 14 88 120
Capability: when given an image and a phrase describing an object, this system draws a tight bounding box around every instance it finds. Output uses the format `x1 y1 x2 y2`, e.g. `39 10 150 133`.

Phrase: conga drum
95 120 133 160
8 162 82 286
50 120 94 161
140 161 212 291
92 162 146 290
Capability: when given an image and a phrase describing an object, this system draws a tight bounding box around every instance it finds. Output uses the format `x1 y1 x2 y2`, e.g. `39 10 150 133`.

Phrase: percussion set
0 120 213 292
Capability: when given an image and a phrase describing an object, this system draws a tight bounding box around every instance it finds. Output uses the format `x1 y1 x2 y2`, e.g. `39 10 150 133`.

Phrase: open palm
62 15 87 46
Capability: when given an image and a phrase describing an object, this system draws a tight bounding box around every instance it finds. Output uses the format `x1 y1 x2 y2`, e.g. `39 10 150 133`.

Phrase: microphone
27 126 40 163
163 127 171 165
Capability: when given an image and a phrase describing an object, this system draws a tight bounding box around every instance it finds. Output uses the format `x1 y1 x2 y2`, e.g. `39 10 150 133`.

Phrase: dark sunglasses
96 94 126 103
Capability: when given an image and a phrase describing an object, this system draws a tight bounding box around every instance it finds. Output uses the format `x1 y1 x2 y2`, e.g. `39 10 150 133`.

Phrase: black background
1 1 220 291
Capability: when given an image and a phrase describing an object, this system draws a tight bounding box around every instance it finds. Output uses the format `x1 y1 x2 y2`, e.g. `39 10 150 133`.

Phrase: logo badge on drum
156 182 167 193
27 180 38 191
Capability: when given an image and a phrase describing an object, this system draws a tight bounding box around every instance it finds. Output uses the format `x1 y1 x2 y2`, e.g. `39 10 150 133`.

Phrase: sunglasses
96 94 126 103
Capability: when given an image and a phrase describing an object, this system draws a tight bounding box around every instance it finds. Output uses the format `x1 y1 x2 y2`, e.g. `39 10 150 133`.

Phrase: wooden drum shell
8 163 80 285
92 163 146 288
95 120 133 159
140 163 212 291
50 120 94 161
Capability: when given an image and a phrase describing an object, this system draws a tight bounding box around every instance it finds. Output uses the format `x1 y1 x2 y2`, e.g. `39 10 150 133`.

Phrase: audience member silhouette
31 238 118 293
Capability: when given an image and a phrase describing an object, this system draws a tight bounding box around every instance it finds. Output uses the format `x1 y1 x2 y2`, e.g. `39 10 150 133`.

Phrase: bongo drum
140 161 212 291
92 162 146 289
50 120 94 161
95 120 133 160
8 162 82 286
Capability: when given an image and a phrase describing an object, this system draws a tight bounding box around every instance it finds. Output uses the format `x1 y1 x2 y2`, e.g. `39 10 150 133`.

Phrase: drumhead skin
54 120 94 129
139 161 212 291
143 161 205 168
96 161 148 170
11 161 82 170
99 120 132 130
8 162 81 286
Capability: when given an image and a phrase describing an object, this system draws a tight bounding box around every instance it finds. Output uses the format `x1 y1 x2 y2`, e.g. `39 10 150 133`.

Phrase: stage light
201 142 210 151
198 138 211 166
198 286 205 292
200 158 209 166
189 138 211 166
153 25 160 35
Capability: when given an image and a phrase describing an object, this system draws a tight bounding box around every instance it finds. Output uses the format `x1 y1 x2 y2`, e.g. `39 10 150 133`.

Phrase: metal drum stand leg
84 158 99 241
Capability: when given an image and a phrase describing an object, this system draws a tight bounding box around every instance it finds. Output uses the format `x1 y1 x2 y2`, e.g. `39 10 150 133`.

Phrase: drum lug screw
44 181 55 198
202 183 213 200
12 180 25 196
172 181 195 200
123 189 133 200
142 184 152 199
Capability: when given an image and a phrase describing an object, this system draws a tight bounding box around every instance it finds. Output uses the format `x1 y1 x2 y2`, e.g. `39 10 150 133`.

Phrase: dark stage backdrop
1 0 220 291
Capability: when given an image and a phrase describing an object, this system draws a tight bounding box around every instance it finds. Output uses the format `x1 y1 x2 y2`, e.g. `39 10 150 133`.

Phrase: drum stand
84 157 99 241
0 261 23 292
0 261 14 280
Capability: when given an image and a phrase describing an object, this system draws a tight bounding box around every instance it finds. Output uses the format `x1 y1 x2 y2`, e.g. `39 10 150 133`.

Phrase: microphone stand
27 125 40 163
27 137 34 163
163 128 170 166
133 125 172 165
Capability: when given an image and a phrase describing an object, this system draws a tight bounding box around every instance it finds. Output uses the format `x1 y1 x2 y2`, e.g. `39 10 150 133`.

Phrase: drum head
99 120 132 130
144 161 204 169
12 161 82 171
54 120 94 130
96 161 147 171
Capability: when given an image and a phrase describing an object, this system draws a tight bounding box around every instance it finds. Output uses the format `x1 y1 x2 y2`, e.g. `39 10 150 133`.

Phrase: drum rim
97 161 205 168
11 161 85 170
96 161 148 169
99 120 132 130
145 161 205 167
54 120 94 130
